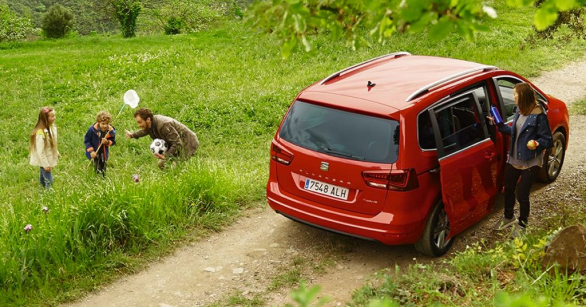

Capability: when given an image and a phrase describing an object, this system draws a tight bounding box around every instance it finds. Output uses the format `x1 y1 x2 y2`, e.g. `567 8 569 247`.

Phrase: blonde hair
96 110 112 123
30 106 56 151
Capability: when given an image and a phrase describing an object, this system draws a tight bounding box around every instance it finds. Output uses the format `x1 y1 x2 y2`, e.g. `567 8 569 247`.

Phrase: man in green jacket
125 108 199 169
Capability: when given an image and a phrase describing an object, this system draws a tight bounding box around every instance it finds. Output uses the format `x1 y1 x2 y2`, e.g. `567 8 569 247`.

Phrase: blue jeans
40 167 54 189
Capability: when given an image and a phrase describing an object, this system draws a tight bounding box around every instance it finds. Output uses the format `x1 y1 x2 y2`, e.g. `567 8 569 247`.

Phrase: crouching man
125 108 199 170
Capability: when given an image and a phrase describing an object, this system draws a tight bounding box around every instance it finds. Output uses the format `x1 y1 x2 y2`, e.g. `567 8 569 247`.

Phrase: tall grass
0 161 246 305
349 232 586 307
0 0 585 305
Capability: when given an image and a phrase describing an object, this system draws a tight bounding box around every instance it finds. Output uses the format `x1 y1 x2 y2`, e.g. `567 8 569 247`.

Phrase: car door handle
484 152 496 161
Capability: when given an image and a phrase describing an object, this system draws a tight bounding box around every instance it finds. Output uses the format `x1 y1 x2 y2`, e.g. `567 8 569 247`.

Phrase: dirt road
64 58 586 307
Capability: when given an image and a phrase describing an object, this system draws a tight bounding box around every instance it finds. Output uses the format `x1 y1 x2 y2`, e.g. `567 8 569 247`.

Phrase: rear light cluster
270 141 294 165
362 169 419 191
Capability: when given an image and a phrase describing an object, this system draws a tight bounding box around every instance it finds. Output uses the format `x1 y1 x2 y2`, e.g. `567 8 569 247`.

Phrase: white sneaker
493 217 516 231
510 224 526 239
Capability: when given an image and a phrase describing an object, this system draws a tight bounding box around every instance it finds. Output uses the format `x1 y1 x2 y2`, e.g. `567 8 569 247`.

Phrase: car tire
414 202 453 257
538 131 566 183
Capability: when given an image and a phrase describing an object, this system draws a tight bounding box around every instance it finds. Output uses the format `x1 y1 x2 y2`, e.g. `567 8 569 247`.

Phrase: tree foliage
0 4 34 42
110 0 142 38
532 0 586 39
6 0 118 34
247 0 586 58
146 0 237 35
41 4 74 38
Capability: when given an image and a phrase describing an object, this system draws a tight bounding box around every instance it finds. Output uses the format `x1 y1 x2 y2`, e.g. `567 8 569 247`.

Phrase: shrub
164 16 184 35
41 4 74 39
0 5 34 42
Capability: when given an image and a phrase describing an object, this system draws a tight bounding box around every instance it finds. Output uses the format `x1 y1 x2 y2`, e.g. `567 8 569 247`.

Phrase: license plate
304 178 349 200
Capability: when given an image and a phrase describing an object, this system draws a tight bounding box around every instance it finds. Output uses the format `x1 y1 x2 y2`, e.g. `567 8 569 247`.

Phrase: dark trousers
503 164 540 227
93 155 106 177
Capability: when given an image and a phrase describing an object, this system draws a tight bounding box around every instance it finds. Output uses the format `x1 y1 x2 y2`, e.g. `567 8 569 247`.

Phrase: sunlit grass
571 98 586 115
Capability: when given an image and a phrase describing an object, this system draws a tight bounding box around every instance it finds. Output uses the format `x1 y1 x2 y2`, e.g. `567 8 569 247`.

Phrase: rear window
279 101 399 163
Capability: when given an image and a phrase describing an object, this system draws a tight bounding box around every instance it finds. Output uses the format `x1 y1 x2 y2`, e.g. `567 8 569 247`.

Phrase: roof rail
405 65 498 102
320 52 411 85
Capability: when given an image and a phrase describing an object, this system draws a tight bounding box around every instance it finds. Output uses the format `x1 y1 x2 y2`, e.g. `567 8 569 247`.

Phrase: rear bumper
267 180 424 245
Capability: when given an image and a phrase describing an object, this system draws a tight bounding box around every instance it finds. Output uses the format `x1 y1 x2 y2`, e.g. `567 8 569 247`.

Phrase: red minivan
267 53 569 256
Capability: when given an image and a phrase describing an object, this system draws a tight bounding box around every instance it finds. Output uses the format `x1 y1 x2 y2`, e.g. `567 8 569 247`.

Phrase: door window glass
418 111 436 150
496 79 519 121
433 95 485 156
419 85 492 150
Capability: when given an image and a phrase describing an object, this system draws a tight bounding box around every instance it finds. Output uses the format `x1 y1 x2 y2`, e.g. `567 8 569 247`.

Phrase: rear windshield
279 101 399 163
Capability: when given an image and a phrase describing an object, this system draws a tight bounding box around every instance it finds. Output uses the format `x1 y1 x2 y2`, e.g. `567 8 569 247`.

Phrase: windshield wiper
323 148 365 160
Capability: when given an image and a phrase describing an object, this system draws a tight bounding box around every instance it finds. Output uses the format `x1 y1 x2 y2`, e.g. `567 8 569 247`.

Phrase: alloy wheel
547 137 564 179
433 208 451 249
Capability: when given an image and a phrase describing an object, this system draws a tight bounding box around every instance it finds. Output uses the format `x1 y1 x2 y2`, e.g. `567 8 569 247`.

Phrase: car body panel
274 138 390 216
437 139 499 236
307 55 487 108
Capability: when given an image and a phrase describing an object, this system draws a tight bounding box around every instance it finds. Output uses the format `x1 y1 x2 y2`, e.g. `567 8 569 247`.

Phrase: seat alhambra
267 53 569 256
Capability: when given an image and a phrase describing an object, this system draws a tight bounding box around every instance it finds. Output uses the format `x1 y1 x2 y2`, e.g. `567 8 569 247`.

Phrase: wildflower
24 224 33 232
132 174 139 182
42 206 49 214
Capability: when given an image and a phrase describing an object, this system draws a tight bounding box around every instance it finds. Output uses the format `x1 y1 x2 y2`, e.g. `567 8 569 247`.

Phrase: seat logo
320 162 329 171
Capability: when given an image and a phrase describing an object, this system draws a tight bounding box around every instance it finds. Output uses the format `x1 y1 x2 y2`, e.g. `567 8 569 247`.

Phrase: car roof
301 54 496 111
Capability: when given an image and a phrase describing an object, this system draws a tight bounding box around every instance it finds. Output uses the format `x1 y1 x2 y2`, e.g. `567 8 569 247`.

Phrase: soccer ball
150 138 168 155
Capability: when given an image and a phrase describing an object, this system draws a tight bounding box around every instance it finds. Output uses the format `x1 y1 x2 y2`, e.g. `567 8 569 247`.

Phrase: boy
84 111 116 176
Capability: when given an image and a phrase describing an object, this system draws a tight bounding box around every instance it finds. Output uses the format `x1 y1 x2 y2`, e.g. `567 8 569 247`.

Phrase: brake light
362 169 419 191
270 141 294 165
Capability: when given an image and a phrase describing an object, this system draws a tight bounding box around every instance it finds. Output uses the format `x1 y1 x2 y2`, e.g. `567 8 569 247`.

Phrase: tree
110 0 141 38
41 4 74 38
0 4 34 42
247 0 586 58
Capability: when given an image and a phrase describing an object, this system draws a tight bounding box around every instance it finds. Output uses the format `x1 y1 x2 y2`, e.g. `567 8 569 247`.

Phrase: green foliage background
0 0 584 305
0 4 34 41
3 0 254 36
3 0 118 34
41 4 74 38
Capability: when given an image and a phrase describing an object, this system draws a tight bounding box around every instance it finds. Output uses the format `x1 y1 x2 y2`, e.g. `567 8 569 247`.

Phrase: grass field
1 1 585 305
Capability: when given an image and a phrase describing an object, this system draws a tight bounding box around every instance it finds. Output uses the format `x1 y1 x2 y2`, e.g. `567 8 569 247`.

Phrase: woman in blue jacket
490 83 553 237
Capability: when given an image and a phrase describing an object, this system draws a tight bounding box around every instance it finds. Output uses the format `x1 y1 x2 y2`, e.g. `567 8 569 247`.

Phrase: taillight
270 141 294 165
362 169 419 191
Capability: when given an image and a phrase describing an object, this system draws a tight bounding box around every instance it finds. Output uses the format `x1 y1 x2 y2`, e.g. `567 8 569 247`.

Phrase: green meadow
1 1 585 305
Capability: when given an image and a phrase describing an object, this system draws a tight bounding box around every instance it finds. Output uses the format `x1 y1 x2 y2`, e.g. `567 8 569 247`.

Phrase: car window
496 79 518 122
432 95 486 156
472 87 490 115
419 86 491 150
279 100 400 163
418 111 436 150
471 85 497 142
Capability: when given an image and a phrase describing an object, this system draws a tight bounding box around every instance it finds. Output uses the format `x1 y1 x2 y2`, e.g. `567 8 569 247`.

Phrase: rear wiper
323 148 365 160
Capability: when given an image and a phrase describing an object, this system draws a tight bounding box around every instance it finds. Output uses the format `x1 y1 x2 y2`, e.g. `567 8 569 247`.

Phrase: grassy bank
349 206 586 307
1 0 585 305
